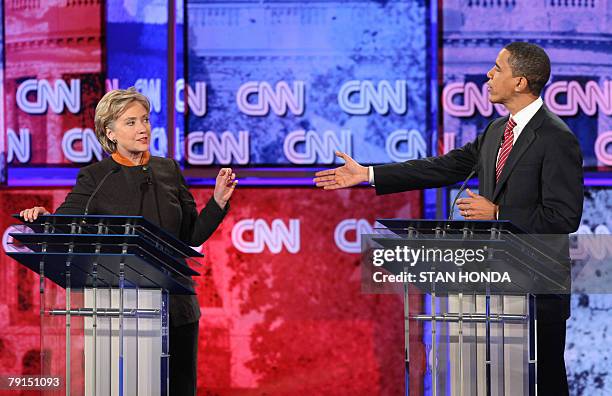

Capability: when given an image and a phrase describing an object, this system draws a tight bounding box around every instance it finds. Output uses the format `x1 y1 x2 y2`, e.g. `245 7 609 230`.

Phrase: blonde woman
20 87 236 395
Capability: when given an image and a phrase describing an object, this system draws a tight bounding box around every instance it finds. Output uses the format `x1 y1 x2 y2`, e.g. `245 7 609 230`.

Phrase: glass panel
40 278 86 395
407 290 531 395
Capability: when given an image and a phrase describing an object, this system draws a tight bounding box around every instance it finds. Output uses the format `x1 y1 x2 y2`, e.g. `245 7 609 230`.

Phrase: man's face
486 49 519 104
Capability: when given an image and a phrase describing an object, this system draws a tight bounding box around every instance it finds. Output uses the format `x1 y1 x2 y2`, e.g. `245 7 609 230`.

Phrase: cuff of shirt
368 166 375 186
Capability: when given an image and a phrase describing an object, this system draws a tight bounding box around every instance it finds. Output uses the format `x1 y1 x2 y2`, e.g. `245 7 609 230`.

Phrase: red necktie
496 117 516 182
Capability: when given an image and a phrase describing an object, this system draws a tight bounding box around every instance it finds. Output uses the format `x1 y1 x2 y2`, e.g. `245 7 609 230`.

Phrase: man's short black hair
504 42 551 96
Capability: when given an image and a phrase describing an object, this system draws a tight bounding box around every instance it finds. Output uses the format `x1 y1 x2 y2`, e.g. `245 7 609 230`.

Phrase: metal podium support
7 214 202 396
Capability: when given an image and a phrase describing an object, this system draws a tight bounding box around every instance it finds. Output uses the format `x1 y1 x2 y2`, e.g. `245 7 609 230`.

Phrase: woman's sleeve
175 160 229 246
55 168 97 214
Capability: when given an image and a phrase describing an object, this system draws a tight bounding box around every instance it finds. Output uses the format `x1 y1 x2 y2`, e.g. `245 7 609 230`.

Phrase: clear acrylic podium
370 219 570 396
7 214 202 396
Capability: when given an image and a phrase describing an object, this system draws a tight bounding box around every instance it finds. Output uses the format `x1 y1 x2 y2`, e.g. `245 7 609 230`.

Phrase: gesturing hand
213 168 237 209
19 206 51 222
313 151 369 190
456 189 498 220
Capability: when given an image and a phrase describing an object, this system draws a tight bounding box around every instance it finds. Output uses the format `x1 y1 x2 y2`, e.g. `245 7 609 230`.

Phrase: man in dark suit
314 42 583 395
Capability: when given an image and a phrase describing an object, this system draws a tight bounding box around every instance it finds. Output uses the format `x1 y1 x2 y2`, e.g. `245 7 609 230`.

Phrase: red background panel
191 187 419 394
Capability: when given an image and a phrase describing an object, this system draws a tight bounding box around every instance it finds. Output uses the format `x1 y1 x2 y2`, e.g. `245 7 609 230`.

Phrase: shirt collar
511 97 543 131
111 151 150 167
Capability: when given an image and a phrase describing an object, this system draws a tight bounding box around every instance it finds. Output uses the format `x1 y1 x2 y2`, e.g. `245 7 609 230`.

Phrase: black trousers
169 321 199 396
537 321 568 396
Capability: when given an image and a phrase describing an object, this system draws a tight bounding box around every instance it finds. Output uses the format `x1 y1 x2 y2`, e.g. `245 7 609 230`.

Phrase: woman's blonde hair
94 87 151 154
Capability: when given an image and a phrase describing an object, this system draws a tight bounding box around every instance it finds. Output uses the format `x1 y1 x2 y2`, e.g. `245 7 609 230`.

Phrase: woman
20 87 236 395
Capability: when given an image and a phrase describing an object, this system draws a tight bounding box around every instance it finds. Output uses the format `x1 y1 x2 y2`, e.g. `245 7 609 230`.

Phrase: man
314 42 583 394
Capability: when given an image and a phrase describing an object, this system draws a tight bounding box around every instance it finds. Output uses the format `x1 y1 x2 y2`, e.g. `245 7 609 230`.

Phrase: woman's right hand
19 206 50 222
213 168 237 209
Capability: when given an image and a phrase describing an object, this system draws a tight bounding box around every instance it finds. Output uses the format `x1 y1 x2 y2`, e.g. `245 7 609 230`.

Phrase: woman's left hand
213 168 238 209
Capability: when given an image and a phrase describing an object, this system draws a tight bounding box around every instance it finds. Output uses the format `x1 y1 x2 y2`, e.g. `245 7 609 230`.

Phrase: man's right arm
372 129 486 195
314 122 491 192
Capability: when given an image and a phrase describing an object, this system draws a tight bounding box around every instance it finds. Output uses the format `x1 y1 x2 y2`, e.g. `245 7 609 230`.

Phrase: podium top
375 219 526 235
8 214 203 293
12 214 203 258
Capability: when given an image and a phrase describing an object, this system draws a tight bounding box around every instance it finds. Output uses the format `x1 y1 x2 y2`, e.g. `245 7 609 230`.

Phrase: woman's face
106 101 151 156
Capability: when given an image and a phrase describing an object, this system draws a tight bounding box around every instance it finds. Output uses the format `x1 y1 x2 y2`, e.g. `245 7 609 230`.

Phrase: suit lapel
485 118 507 199
492 107 545 201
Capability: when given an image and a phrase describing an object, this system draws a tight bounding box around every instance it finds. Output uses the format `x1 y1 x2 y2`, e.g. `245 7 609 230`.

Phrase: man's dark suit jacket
373 105 583 321
55 156 228 326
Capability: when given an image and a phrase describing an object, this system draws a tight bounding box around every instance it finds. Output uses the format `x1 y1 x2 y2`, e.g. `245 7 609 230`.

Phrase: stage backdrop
1 0 612 395
185 0 432 167
566 186 612 394
3 1 103 168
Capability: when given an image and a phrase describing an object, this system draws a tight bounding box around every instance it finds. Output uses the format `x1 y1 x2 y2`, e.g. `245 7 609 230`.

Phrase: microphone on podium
83 165 121 217
448 165 478 221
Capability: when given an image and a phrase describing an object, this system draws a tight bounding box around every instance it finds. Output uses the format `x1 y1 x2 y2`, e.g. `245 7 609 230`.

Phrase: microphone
142 165 152 185
84 166 121 217
448 165 478 221
139 163 163 229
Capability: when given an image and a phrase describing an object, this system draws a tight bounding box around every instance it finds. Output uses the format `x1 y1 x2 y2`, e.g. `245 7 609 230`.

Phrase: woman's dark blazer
55 155 228 326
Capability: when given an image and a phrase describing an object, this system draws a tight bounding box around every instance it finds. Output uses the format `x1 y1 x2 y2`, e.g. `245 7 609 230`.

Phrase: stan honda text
372 271 511 284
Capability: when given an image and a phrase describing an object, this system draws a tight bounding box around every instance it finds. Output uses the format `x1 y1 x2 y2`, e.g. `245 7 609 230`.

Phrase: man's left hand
456 189 497 220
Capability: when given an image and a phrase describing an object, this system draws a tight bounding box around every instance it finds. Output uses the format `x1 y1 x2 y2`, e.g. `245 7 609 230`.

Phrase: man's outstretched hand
313 151 369 190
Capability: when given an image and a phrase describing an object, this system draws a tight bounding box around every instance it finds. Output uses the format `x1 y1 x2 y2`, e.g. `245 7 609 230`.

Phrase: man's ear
515 76 529 93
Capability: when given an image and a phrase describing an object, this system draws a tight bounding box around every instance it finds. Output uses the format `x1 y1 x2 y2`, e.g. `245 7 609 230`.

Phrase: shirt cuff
368 166 375 186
